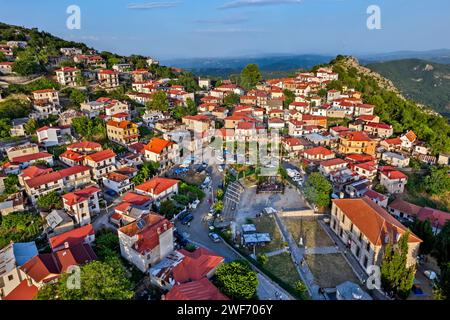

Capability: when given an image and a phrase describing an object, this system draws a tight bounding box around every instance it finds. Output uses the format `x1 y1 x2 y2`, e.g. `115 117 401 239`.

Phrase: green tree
434 262 450 300
131 161 159 185
36 255 134 300
380 232 416 299
256 253 268 266
213 200 224 213
216 189 224 200
12 59 43 76
283 89 295 108
24 118 38 135
0 212 43 248
304 172 333 208
36 191 63 211
146 91 169 112
95 229 120 261
433 221 450 266
0 119 12 138
69 89 87 105
240 64 262 90
4 175 19 194
158 200 177 219
214 260 258 300
294 280 308 299
424 166 450 195
223 92 240 109
411 219 434 255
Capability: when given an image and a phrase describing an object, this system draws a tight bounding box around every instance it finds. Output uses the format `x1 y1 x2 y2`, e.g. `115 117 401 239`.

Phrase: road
175 161 294 300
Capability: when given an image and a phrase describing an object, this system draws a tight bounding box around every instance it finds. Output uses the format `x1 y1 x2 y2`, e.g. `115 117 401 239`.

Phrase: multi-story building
118 213 174 272
135 177 179 202
6 143 40 161
330 198 422 272
32 89 60 106
144 138 179 169
338 131 376 156
102 172 134 195
62 185 101 226
98 69 120 89
24 166 92 204
83 149 117 181
379 167 408 194
106 120 139 146
55 67 81 87
36 125 72 147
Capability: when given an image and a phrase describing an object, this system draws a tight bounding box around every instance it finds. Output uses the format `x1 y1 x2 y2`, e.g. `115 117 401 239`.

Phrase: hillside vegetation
367 59 450 118
327 56 450 155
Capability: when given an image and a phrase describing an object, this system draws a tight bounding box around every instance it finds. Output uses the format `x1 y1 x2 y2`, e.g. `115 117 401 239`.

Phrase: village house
331 198 422 272
0 61 14 74
36 125 72 147
10 118 29 137
24 165 92 204
379 167 408 194
9 152 54 169
58 109 82 126
55 67 81 87
381 152 410 168
400 130 417 150
6 143 39 160
364 122 394 138
144 138 179 170
118 213 174 272
338 131 376 156
32 89 59 106
319 158 349 176
303 146 335 161
163 278 228 301
135 177 179 203
62 185 101 226
67 141 103 154
0 242 38 300
362 189 389 208
83 149 117 181
98 69 120 89
106 120 139 146
102 172 134 195
80 100 106 118
112 192 153 226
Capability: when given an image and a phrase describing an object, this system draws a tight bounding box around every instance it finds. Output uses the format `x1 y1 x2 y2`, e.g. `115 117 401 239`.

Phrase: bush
214 260 258 300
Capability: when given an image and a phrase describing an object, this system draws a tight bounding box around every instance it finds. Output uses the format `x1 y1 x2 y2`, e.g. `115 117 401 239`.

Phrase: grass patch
304 253 360 288
265 252 300 285
282 218 334 248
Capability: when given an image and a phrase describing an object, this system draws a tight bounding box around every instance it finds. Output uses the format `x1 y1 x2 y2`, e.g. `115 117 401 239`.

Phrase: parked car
209 233 221 243
217 165 224 172
104 189 118 197
191 199 200 209
181 214 194 225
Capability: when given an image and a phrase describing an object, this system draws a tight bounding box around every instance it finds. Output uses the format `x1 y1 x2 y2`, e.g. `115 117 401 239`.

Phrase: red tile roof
3 280 39 300
417 207 450 229
20 254 60 283
164 278 229 301
118 214 173 253
172 248 224 283
320 158 348 167
20 166 53 179
388 198 422 217
333 197 422 246
304 146 334 157
145 138 175 155
49 224 94 250
340 131 371 141
122 191 153 205
11 152 52 164
135 177 179 195
60 150 84 162
84 149 116 163
63 186 101 206
67 141 102 151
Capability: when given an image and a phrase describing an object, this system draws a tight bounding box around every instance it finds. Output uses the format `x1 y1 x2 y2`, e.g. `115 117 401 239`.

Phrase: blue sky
0 0 448 59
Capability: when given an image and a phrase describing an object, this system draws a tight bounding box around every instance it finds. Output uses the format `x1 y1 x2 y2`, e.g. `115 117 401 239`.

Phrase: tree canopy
304 172 333 208
37 191 63 211
146 91 169 112
380 232 416 299
214 260 258 300
35 255 134 300
0 212 43 249
240 64 262 90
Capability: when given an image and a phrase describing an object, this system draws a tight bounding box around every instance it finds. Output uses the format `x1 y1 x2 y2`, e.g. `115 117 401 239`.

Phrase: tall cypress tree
380 231 416 299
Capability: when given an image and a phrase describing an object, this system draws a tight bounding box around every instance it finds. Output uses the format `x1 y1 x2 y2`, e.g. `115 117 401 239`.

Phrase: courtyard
282 217 335 248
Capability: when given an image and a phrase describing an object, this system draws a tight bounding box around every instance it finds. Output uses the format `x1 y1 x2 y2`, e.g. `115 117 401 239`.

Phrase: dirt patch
282 218 334 248
305 253 360 288
265 252 300 285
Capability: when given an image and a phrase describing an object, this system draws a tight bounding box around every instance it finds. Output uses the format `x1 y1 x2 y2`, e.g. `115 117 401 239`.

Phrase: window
366 242 371 252
363 256 369 268
350 223 354 233
8 275 13 281
341 214 345 224
355 246 360 258
358 232 363 242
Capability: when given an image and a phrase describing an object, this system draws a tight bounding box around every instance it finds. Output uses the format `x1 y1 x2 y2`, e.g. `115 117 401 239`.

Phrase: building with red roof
331 197 421 272
83 149 117 180
62 186 101 226
55 67 81 86
379 167 408 194
59 149 85 166
319 158 349 176
144 138 179 169
338 131 376 156
118 213 174 272
163 278 229 301
49 224 95 252
10 152 54 167
303 146 335 161
135 177 179 201
98 69 120 89
3 280 39 301
67 141 103 154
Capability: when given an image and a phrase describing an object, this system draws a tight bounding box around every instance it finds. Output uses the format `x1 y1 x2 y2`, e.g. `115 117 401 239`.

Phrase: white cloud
219 0 302 10
194 28 264 34
127 2 181 9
